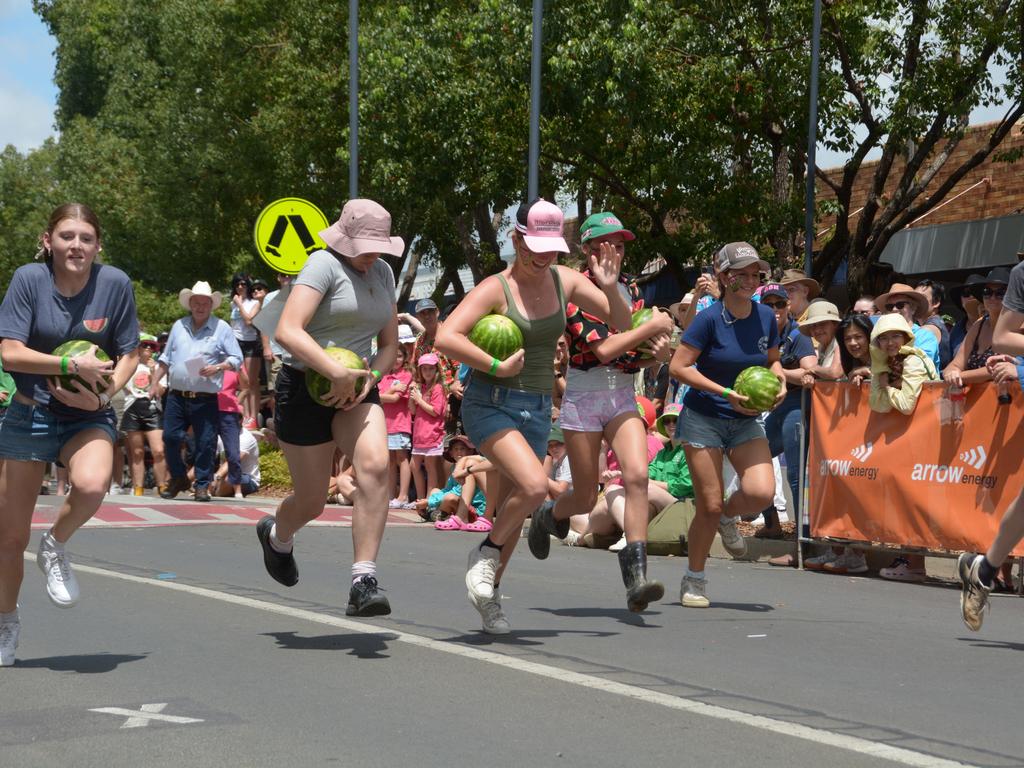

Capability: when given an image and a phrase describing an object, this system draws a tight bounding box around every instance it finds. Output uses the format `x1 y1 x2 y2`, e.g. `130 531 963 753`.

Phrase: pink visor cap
520 199 570 254
319 198 405 258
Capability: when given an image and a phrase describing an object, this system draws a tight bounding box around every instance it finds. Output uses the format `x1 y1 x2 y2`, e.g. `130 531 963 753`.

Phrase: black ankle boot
618 541 665 613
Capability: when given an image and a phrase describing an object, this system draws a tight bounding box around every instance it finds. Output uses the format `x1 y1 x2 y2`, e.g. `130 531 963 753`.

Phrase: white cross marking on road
89 703 204 729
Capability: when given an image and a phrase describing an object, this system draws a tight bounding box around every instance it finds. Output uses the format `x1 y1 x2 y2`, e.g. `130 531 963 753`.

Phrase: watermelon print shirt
564 272 644 374
0 262 139 420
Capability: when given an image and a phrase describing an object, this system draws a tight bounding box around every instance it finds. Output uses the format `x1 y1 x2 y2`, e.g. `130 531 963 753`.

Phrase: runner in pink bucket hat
319 198 405 258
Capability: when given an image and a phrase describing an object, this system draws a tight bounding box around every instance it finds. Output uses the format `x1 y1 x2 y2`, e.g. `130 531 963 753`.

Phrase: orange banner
807 381 1024 556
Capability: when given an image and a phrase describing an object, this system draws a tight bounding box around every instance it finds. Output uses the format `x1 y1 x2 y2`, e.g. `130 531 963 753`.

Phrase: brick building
816 120 1024 278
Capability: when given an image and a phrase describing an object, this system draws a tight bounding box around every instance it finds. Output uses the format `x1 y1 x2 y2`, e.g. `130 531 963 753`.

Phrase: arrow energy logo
850 443 873 462
912 444 995 488
958 445 987 470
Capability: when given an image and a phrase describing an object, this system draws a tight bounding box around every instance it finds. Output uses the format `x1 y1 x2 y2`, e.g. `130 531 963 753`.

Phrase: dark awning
879 212 1024 274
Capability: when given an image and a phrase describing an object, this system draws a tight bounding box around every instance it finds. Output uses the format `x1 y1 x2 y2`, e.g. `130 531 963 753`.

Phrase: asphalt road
3 497 1023 768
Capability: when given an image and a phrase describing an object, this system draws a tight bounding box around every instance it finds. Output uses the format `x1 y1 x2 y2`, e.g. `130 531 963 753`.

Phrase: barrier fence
806 381 1024 558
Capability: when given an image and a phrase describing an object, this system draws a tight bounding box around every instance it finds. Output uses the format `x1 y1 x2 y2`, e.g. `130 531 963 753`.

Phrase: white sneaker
680 574 710 608
718 517 747 558
608 534 628 552
466 545 500 601
804 548 839 571
388 498 403 509
37 532 80 608
472 591 511 635
0 612 19 667
563 530 583 547
109 483 124 495
823 548 868 574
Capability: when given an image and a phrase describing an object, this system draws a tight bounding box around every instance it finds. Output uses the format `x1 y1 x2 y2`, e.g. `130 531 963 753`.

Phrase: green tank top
473 267 567 394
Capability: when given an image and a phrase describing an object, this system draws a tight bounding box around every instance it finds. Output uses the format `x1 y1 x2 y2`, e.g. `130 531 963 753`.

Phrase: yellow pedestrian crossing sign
253 197 329 275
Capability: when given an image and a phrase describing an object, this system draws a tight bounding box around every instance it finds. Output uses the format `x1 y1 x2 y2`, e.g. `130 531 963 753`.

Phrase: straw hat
798 301 842 335
778 269 821 299
870 313 914 346
668 292 694 321
873 283 930 321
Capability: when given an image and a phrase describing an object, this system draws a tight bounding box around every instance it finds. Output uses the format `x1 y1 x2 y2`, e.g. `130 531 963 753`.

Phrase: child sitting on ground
420 435 490 532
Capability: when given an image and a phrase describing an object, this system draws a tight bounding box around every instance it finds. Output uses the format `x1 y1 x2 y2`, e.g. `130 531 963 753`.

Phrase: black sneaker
194 487 211 502
346 575 391 617
256 516 298 587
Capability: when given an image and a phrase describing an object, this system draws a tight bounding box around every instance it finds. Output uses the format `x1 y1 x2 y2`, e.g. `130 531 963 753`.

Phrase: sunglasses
884 301 912 312
850 309 871 316
981 287 1007 298
763 300 789 309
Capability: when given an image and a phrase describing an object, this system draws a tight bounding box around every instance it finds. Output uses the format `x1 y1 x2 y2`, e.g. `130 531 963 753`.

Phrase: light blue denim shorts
462 380 552 460
676 406 766 451
0 399 117 465
387 432 412 451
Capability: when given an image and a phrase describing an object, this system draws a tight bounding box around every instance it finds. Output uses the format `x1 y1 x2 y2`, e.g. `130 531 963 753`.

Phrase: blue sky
0 1 1012 170
0 1 58 151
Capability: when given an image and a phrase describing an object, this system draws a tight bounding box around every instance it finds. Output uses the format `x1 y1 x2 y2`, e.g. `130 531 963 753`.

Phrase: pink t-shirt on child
411 383 446 450
218 370 243 414
381 370 413 434
605 433 662 489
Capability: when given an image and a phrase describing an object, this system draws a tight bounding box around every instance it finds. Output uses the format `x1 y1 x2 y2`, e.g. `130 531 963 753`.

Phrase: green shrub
258 443 292 490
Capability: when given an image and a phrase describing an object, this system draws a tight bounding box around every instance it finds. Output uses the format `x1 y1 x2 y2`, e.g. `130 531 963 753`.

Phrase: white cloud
0 76 56 151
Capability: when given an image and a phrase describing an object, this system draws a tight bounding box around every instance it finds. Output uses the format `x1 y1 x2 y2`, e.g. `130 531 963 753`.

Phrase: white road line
48 557 976 768
90 702 204 728
209 513 259 524
120 507 184 524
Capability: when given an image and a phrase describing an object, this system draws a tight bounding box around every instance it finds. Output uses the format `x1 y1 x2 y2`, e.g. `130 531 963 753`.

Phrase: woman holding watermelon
435 198 633 634
525 211 675 614
668 242 785 608
0 203 140 667
254 198 402 619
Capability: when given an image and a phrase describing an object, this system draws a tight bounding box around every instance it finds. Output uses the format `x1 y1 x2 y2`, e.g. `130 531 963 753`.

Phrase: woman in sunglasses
942 267 1011 390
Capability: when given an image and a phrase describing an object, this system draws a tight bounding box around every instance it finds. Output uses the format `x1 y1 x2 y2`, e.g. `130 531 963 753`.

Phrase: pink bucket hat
318 199 405 258
517 199 570 254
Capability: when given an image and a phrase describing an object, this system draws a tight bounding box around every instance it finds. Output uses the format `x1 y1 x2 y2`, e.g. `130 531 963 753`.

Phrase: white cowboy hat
179 281 223 311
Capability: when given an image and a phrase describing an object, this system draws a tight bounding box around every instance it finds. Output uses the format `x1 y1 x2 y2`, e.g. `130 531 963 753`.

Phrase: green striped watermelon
631 308 654 358
734 366 782 411
49 340 112 394
305 346 367 407
469 314 523 361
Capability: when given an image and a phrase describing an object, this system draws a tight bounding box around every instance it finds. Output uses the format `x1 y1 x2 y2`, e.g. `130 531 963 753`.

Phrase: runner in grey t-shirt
254 199 404 619
955 259 1024 632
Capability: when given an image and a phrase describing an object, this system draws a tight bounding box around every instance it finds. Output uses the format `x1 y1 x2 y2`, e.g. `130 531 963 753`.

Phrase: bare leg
334 404 389 564
684 445 725 573
604 413 651 544
126 431 146 489
987 486 1024 567
145 429 168 486
552 429 603 520
0 460 46 612
410 453 426 500
274 442 336 541
52 429 114 543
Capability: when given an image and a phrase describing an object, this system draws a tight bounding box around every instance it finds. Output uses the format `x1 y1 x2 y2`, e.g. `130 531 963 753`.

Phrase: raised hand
588 241 624 289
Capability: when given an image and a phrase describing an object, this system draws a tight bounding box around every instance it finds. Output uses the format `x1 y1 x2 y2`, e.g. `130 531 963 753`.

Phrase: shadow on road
13 653 148 673
262 631 396 659
958 636 1024 652
530 605 661 627
683 601 775 613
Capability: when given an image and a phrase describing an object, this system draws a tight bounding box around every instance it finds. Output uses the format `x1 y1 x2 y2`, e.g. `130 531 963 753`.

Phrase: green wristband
371 369 382 380
489 357 500 376
722 387 733 398
60 355 69 376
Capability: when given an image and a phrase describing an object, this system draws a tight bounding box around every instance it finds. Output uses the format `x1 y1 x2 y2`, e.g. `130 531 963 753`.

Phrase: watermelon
305 346 367 407
469 314 523 361
733 366 782 412
631 308 654 358
49 340 112 394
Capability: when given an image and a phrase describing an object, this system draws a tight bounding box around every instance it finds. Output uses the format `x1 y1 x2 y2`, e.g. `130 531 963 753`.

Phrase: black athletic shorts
238 338 262 359
120 398 162 433
274 364 380 446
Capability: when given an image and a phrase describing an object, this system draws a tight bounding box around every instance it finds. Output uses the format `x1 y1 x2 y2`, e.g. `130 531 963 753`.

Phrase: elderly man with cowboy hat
149 281 243 501
873 282 941 369
777 269 821 322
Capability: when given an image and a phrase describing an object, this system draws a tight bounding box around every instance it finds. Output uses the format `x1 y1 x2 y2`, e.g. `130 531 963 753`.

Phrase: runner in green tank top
435 199 633 634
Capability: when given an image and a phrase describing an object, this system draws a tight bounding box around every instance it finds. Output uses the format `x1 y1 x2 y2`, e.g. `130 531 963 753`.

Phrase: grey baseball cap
714 242 770 273
414 298 438 313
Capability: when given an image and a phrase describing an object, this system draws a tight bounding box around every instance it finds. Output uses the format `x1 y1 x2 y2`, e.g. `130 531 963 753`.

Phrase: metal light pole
349 0 359 198
803 0 822 278
528 0 543 200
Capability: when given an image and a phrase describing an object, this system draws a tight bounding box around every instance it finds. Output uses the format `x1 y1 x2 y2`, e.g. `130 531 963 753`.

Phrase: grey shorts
676 406 766 451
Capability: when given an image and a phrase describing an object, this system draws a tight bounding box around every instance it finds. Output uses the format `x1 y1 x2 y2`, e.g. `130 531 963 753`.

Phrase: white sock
45 529 65 548
719 514 738 525
352 561 376 584
269 523 293 553
686 569 706 581
0 608 18 623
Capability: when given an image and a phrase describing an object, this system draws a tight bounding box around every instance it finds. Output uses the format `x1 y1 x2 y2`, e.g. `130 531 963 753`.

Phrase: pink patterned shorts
558 385 638 433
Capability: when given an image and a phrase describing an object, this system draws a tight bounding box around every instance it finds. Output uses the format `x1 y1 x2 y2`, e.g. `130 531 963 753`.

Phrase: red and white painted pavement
31 495 424 530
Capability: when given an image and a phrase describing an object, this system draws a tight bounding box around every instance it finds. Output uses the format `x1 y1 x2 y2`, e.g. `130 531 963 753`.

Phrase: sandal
461 517 493 533
768 553 796 568
434 516 464 531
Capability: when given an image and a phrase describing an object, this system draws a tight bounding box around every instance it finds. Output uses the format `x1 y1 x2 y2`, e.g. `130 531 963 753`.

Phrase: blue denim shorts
462 380 553 460
676 406 766 451
0 399 117 464
387 432 412 451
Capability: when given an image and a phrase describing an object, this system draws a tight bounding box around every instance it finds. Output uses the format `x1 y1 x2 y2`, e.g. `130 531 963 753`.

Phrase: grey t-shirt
0 262 140 419
1003 261 1024 314
280 250 396 369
